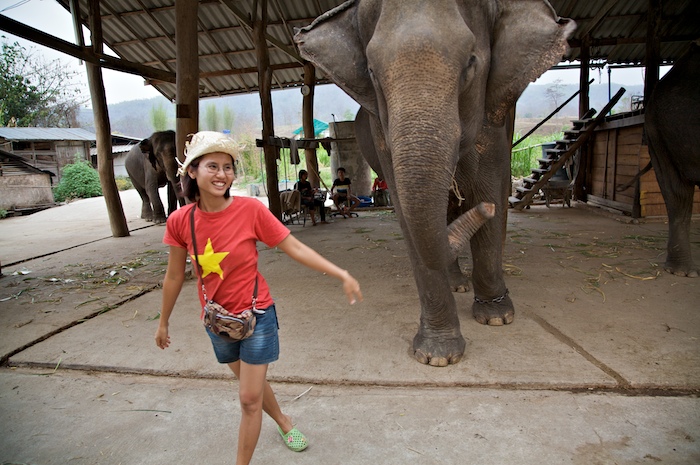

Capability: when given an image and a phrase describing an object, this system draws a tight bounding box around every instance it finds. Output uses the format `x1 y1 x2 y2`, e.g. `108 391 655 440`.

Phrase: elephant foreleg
653 161 698 277
412 266 466 367
166 182 178 215
134 185 154 222
470 215 514 325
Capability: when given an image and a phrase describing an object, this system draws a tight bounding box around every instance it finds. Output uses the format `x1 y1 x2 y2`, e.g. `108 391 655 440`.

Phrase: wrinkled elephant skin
125 144 170 223
296 0 574 365
645 42 700 278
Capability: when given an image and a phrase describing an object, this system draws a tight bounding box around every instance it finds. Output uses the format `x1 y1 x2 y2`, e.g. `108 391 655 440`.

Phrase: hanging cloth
289 138 301 165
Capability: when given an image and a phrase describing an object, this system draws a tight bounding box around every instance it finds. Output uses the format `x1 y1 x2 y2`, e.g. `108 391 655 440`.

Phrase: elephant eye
460 55 478 89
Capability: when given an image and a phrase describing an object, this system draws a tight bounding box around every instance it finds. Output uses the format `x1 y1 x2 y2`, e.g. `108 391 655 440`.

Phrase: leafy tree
150 103 168 131
222 107 234 132
0 38 85 127
203 103 220 131
545 78 566 110
53 159 102 202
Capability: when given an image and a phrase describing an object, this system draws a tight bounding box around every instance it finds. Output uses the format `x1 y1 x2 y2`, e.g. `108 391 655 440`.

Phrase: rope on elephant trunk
450 168 465 206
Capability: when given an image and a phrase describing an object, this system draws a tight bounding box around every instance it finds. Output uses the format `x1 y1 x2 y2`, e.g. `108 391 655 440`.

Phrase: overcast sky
1 0 661 105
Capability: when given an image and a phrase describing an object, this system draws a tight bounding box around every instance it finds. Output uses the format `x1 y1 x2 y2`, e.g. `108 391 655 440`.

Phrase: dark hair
299 169 308 178
337 167 346 173
180 158 234 202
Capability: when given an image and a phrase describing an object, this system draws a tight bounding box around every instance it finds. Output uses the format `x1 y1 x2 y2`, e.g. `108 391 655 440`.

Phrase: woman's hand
342 271 363 305
155 324 171 349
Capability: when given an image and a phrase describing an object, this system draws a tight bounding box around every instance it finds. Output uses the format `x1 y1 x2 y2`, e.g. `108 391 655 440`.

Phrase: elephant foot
413 332 466 367
153 216 167 224
449 270 470 293
665 262 699 278
472 291 515 326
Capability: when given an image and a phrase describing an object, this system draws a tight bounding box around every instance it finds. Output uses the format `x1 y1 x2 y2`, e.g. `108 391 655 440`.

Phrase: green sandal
277 425 308 452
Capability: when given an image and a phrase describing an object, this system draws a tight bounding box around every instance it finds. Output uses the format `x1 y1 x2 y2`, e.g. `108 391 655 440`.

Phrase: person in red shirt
154 131 362 464
372 175 389 207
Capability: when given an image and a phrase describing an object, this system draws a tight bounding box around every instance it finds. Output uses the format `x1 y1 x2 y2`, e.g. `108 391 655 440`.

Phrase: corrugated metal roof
49 0 700 100
0 127 97 141
90 143 139 156
555 0 698 66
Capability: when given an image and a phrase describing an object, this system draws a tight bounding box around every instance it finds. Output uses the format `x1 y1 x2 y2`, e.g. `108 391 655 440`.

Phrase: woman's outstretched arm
275 234 363 305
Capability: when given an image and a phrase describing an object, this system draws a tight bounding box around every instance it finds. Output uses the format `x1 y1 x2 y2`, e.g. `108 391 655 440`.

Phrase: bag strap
189 204 258 308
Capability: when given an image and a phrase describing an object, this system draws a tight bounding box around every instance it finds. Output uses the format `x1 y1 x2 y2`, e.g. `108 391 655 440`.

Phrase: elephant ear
294 0 377 115
485 0 576 125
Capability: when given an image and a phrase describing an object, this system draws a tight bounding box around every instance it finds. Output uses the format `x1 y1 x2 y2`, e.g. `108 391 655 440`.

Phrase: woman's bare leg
229 361 294 437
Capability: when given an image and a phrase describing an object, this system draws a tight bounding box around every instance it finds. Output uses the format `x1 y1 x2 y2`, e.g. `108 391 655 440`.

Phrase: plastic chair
280 190 302 225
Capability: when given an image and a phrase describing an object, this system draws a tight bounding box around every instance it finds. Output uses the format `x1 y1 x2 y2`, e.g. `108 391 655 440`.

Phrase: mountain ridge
78 83 644 139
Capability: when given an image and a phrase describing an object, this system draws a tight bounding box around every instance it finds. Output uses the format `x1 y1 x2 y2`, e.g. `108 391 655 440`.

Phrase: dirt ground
1 193 698 380
1 190 699 464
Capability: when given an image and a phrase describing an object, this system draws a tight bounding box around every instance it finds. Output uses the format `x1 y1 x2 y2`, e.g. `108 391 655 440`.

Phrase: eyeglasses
202 162 235 174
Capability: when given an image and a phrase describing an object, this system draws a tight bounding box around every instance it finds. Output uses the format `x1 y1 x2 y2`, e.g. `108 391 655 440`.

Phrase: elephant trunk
447 202 495 259
389 112 460 270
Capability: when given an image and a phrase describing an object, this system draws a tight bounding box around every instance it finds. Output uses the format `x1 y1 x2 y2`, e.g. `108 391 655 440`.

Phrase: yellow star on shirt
193 238 229 279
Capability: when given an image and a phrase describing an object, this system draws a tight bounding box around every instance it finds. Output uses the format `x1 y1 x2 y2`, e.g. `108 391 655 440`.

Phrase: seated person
331 167 360 217
372 175 389 207
294 169 326 225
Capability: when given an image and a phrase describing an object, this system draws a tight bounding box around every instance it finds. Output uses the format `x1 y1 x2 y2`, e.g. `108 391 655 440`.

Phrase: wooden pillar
302 63 320 188
253 0 282 219
85 0 128 237
175 1 199 165
579 35 591 117
644 0 662 105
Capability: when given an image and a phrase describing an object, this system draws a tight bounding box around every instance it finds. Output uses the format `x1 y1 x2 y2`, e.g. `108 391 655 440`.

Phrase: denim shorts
205 304 279 365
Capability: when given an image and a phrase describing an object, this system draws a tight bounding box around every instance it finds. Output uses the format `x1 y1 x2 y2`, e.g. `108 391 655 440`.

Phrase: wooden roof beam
578 0 617 37
0 13 175 83
219 0 304 64
568 34 696 48
97 1 174 73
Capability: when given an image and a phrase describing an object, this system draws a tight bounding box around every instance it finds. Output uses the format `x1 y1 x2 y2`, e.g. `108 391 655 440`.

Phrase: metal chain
474 289 509 304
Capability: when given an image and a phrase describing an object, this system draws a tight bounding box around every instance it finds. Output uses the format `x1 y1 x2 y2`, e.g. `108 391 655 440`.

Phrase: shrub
53 160 103 202
115 176 133 191
0 209 7 219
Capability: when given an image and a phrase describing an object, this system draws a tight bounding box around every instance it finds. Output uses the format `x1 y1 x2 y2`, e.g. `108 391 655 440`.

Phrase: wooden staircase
509 88 626 211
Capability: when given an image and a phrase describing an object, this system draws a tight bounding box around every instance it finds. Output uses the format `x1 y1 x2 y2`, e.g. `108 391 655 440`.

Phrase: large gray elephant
295 0 574 365
139 131 185 222
645 42 700 278
124 143 173 223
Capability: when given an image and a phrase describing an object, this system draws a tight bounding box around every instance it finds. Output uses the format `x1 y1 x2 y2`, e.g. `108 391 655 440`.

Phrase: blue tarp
292 119 329 138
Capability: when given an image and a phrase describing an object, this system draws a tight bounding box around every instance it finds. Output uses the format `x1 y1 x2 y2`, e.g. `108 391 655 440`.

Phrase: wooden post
85 0 128 237
302 63 320 188
175 0 199 166
254 0 282 219
578 35 591 118
644 0 662 105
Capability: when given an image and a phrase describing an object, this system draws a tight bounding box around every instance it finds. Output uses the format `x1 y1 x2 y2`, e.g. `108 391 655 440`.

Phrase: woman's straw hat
177 131 239 176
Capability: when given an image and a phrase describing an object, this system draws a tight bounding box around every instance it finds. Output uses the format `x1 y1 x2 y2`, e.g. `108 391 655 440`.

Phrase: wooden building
0 128 96 184
0 150 55 213
583 111 700 218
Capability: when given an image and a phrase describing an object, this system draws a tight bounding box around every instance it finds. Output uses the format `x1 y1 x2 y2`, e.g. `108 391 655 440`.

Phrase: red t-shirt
163 197 290 318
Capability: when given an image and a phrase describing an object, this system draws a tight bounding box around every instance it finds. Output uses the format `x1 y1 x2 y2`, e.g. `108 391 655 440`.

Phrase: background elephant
296 0 574 365
139 131 185 218
644 42 700 278
124 142 176 224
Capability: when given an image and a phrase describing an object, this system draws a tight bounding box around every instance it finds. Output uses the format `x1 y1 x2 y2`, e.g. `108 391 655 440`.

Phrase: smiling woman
154 130 362 464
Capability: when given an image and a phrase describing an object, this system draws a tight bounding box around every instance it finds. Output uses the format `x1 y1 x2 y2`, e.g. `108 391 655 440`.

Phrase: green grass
511 132 564 177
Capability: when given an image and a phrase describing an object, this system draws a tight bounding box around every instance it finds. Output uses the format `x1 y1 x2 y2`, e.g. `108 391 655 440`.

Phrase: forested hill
78 82 643 140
